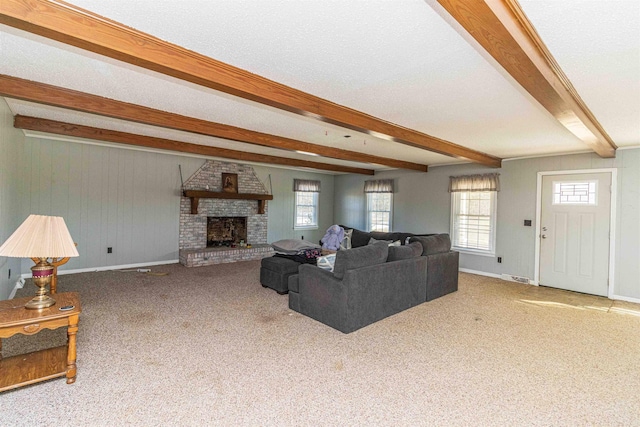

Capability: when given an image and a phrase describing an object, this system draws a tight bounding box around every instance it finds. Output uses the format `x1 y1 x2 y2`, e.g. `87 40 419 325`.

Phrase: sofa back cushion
409 234 452 255
387 241 423 262
333 241 389 279
347 227 372 248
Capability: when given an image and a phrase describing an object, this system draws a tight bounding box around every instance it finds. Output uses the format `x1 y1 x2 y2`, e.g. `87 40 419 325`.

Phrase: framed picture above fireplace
222 173 238 193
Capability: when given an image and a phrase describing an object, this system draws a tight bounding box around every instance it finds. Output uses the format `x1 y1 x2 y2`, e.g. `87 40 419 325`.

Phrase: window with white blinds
366 193 393 232
293 179 320 230
364 179 394 232
449 174 499 255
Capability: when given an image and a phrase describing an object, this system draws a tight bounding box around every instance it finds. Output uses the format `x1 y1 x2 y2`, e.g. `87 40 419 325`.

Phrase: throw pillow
387 241 423 262
340 229 353 250
271 239 321 254
317 253 337 272
333 241 389 280
368 237 401 246
348 227 372 248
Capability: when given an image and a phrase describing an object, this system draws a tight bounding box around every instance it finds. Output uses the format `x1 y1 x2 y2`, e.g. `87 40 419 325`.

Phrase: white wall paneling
334 149 640 300
0 99 26 299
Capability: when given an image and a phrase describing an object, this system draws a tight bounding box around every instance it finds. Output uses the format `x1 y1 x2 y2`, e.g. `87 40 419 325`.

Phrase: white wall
0 99 24 299
253 166 334 245
334 150 640 301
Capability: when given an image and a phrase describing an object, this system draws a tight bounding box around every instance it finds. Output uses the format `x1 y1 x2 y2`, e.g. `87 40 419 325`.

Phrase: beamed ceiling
1 0 638 174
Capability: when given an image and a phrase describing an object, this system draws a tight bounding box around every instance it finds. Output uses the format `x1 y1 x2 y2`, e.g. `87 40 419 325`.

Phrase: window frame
450 190 497 256
366 192 393 232
293 191 319 230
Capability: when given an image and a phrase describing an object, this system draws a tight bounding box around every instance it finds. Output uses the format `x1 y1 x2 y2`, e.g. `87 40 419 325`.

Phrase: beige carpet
1 261 639 426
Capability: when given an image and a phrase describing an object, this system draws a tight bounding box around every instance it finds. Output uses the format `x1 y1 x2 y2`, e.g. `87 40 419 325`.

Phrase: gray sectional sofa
289 241 428 333
288 229 460 333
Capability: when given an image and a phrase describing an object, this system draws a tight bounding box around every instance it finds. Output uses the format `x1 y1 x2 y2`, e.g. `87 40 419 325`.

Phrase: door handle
541 234 547 239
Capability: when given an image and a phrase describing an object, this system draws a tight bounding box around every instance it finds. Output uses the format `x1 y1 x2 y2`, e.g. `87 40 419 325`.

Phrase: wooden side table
0 292 81 392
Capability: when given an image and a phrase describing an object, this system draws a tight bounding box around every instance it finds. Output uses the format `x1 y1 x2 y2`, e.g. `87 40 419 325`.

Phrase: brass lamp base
25 294 56 310
26 259 56 310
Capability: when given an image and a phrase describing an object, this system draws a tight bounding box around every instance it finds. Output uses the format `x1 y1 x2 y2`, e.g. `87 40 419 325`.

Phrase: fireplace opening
207 217 247 247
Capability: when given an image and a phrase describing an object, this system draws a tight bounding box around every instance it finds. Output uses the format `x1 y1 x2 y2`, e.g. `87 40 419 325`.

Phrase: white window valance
449 173 500 192
293 179 321 192
364 179 394 193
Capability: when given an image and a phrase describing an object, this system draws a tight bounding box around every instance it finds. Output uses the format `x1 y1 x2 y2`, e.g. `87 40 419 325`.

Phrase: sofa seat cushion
409 234 452 255
333 241 389 279
261 256 301 274
387 241 423 262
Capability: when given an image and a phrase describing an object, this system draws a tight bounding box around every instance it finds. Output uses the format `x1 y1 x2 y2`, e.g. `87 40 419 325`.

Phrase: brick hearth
179 244 273 267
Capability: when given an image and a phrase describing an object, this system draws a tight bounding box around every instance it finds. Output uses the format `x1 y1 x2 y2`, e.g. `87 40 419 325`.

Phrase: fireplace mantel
183 190 273 214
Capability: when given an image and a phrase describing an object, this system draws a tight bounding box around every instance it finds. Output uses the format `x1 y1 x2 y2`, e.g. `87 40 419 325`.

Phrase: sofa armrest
297 264 348 331
409 234 451 255
425 251 459 301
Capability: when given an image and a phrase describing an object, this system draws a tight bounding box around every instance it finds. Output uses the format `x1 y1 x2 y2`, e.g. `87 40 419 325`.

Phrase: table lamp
0 215 79 309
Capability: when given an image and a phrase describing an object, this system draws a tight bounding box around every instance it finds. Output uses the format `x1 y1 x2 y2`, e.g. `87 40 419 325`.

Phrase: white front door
539 172 612 296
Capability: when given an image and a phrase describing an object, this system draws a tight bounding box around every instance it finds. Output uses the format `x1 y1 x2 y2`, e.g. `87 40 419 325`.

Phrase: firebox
207 217 247 247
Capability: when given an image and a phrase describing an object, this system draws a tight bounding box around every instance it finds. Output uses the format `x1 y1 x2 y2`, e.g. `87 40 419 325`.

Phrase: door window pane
553 181 597 205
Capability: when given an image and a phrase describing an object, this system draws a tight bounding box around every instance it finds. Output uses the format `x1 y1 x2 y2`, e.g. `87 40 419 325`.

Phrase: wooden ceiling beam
0 75 420 172
13 115 375 175
0 0 500 168
436 0 616 158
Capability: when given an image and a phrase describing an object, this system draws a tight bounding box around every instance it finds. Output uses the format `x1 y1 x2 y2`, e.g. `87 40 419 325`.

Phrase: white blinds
293 179 321 192
364 179 394 193
449 173 500 192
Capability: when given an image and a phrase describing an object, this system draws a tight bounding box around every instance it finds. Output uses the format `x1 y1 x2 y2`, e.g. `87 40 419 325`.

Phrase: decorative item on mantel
222 173 238 193
0 215 79 309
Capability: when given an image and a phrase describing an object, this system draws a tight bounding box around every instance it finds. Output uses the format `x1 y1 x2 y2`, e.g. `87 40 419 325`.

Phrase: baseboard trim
460 268 536 285
19 259 179 280
458 268 501 279
8 278 26 300
611 294 640 304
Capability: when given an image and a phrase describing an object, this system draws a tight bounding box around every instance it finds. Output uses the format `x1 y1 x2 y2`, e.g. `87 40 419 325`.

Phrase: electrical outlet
497 257 502 263
524 219 532 226
107 247 112 254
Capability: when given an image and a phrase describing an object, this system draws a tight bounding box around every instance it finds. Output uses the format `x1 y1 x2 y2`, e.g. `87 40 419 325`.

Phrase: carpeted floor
1 261 639 426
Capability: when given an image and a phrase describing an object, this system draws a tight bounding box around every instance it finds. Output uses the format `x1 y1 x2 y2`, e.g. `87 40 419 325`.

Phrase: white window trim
450 190 497 256
366 192 393 232
293 191 319 230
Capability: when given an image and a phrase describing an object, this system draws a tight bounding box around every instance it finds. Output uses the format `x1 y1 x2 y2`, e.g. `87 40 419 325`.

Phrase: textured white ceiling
1 0 638 173
518 0 640 147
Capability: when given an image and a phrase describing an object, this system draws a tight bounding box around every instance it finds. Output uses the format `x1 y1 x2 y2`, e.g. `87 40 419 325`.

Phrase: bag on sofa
317 253 337 272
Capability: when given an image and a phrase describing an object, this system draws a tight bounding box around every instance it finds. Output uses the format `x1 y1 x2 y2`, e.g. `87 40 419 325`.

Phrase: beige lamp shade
0 214 79 258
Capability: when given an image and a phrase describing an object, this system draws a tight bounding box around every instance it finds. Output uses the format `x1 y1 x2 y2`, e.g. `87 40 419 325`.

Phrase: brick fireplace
179 161 274 267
